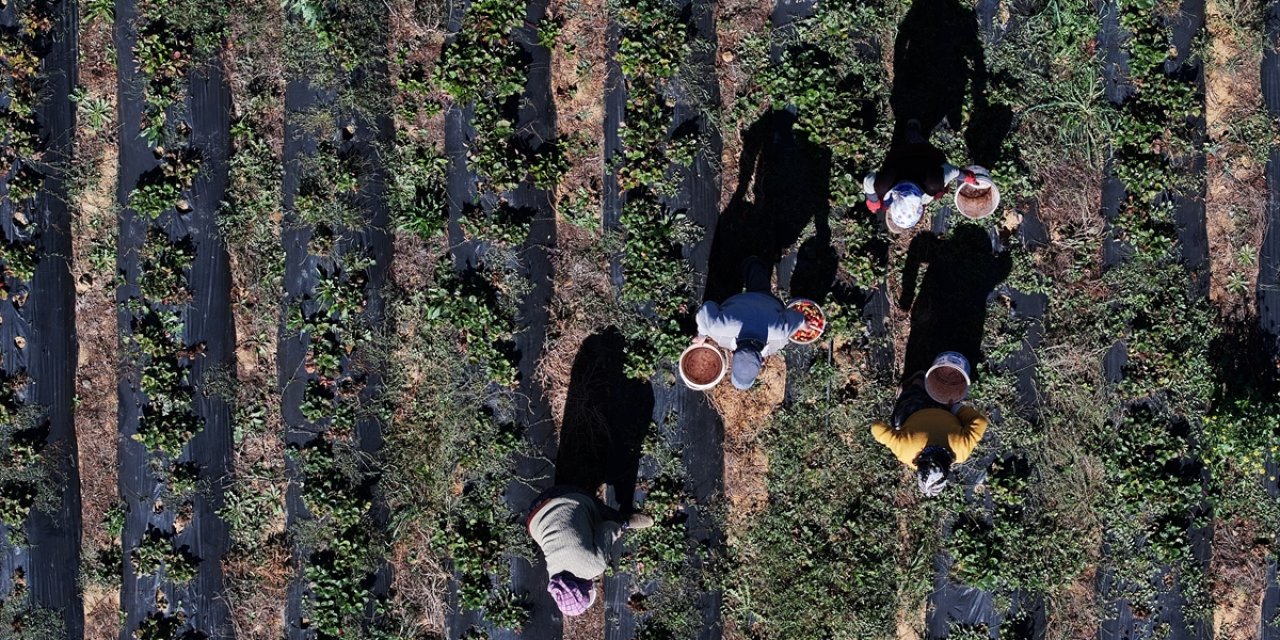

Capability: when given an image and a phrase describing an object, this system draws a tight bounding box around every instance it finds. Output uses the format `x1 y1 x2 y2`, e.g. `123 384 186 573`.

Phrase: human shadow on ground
555 328 654 512
891 0 1012 167
704 109 836 303
899 225 1011 382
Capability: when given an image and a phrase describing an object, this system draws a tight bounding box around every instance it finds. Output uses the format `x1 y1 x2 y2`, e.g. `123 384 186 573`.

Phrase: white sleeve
862 173 879 198
942 163 961 186
695 301 719 337
696 302 738 350
783 308 807 333
763 309 806 355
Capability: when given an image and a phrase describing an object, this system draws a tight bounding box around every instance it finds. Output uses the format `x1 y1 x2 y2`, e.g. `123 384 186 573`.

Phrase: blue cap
732 343 764 390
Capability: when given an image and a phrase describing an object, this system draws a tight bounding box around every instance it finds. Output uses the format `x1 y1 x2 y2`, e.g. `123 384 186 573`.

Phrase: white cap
887 191 924 229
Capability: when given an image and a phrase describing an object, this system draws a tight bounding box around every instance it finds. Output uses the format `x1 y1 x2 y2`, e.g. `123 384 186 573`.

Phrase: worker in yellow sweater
871 373 988 497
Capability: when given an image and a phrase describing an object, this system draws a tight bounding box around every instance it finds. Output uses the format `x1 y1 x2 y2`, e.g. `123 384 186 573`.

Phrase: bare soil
388 0 448 149
895 600 925 640
715 0 773 210
1047 565 1101 640
1036 154 1106 288
537 223 620 427
562 590 606 640
387 520 450 637
1210 516 1267 640
384 229 452 637
222 540 291 639
1204 0 1267 317
709 354 786 529
70 86 120 640
548 0 608 213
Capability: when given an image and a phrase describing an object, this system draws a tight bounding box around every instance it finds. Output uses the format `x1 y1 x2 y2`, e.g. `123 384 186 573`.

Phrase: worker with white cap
863 120 981 233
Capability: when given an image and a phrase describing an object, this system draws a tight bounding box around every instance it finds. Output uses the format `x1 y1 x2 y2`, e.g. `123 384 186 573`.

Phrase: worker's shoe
624 513 655 530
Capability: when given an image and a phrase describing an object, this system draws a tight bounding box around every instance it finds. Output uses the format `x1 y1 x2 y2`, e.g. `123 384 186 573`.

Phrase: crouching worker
870 374 988 497
694 257 806 390
863 119 980 233
528 486 653 616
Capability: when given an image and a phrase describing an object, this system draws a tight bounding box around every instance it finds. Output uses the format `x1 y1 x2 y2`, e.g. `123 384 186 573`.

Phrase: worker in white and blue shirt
694 257 806 390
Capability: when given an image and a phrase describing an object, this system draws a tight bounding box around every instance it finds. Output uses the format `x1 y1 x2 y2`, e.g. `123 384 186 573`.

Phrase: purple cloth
547 572 596 616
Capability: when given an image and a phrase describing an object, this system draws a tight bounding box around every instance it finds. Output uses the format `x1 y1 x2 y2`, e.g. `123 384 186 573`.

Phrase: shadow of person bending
899 224 1011 382
704 109 834 303
555 327 654 512
891 0 985 139
891 0 1012 168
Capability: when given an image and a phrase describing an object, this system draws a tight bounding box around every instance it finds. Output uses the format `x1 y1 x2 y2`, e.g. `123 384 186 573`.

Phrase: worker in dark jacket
870 374 988 496
863 120 981 233
527 487 653 616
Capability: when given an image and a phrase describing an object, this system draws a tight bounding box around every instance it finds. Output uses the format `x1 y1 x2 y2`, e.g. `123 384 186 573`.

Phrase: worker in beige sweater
526 487 653 616
871 375 988 497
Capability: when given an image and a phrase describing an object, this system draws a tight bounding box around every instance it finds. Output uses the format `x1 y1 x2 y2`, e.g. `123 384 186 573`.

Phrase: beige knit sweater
529 493 620 579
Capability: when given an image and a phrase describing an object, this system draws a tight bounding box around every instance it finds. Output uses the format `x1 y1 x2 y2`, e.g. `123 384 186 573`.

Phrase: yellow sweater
871 407 988 469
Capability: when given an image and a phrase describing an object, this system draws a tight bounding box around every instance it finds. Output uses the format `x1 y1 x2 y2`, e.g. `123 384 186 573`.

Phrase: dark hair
915 446 955 497
915 446 954 471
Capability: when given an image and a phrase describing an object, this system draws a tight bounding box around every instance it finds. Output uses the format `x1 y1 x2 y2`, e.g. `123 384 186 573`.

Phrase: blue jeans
742 256 771 294
891 376 946 430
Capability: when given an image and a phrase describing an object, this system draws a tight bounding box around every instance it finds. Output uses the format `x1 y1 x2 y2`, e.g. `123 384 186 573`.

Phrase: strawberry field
0 0 1277 638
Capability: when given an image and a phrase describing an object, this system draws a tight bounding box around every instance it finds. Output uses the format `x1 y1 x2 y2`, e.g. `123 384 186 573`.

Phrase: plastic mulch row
0 0 82 634
501 0 561 636
437 0 561 636
438 3 484 635
114 0 236 634
598 12 630 638
599 0 725 637
1094 0 1212 637
278 32 395 640
921 1 1049 634
1258 0 1280 636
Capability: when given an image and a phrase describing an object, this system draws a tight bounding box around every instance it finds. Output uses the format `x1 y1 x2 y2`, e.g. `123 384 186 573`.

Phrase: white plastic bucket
954 165 1000 220
925 351 971 404
679 343 727 390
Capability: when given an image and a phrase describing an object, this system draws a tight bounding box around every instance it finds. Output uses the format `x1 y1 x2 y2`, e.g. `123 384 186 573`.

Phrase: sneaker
625 513 655 530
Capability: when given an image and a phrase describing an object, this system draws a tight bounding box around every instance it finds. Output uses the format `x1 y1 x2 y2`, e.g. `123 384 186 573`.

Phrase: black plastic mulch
502 0 561 637
599 0 725 637
598 13 630 638
438 5 485 636
671 2 724 637
1099 0 1133 279
278 55 395 640
0 0 82 633
913 0 1048 631
437 0 561 637
1258 0 1280 349
1092 0 1213 636
114 0 236 634
1257 0 1280 635
920 216 1048 639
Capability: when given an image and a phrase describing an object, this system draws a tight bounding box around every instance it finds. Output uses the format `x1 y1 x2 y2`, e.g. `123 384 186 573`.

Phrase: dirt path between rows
1204 0 1267 317
72 138 121 640
708 355 785 530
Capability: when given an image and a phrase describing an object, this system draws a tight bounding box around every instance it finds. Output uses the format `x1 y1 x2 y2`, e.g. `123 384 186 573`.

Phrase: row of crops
0 0 1276 637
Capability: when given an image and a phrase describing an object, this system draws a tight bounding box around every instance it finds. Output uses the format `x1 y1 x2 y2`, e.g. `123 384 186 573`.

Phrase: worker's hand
692 335 710 347
962 170 978 185
866 197 883 213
